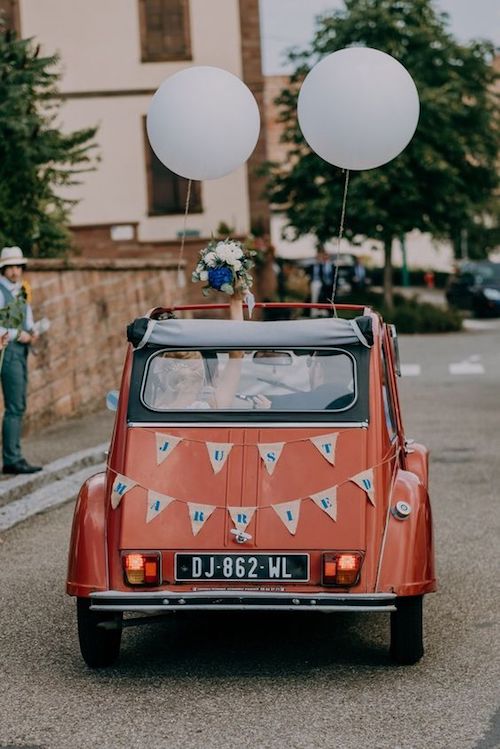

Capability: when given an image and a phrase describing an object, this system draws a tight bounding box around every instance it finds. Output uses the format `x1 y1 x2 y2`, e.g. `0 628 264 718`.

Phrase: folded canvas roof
127 315 373 350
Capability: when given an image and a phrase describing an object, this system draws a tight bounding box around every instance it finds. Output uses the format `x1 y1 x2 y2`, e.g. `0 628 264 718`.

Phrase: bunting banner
350 469 376 506
309 486 337 521
111 474 137 509
155 433 181 465
272 499 301 535
146 490 175 523
107 445 397 534
309 433 338 466
228 506 256 533
206 442 233 474
187 502 216 536
258 442 285 475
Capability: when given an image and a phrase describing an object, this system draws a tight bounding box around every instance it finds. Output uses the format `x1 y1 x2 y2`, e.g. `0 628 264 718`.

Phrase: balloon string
177 178 192 282
330 169 350 317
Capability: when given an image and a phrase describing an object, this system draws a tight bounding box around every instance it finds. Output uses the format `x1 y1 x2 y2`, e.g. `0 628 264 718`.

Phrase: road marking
401 364 421 376
449 359 485 375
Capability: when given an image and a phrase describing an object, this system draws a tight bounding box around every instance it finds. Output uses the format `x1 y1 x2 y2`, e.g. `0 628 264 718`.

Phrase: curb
0 461 107 532
0 442 109 509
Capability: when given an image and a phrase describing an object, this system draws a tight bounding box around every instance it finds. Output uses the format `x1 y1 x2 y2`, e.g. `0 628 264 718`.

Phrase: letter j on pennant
155 433 181 465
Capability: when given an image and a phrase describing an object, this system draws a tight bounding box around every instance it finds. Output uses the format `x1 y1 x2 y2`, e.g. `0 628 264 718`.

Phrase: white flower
214 244 232 263
199 270 209 281
204 251 217 267
224 241 244 259
232 259 242 271
214 241 244 264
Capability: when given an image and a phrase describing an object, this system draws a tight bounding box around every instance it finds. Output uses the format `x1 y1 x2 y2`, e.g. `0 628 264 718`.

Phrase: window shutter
0 0 20 33
143 118 201 215
139 0 191 62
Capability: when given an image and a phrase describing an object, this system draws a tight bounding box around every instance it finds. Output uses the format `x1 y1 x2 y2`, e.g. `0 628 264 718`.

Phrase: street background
0 318 498 749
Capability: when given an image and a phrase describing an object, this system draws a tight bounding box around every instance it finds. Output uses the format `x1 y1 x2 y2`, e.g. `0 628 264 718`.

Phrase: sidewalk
0 408 114 530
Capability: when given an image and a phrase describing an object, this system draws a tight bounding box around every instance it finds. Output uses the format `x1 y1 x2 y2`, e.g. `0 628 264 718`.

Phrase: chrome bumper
90 590 396 613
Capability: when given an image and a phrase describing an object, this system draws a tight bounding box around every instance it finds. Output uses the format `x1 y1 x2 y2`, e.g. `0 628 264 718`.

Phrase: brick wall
4 258 181 432
264 74 293 166
238 0 270 235
2 251 280 433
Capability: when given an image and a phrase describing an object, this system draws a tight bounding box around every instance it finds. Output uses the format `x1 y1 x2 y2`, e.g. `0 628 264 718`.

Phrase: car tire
390 595 424 665
77 597 122 668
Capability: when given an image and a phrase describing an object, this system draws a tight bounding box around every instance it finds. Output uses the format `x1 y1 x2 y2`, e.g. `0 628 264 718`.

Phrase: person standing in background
306 248 334 304
0 246 42 474
352 257 367 292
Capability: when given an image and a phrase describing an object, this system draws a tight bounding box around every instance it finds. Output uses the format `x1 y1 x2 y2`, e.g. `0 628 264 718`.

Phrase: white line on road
0 462 106 532
401 364 421 376
449 355 485 375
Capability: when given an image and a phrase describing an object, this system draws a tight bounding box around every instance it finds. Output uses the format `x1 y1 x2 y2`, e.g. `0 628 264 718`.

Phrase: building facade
1 0 269 256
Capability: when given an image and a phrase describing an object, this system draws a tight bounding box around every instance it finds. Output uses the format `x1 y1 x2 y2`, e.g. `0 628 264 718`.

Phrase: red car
67 303 436 667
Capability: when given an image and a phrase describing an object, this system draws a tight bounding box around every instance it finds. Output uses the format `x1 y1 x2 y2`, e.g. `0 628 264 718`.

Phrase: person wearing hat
0 246 42 474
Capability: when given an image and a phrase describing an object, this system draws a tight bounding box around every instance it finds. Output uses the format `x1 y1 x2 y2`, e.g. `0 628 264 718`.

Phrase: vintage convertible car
67 303 436 667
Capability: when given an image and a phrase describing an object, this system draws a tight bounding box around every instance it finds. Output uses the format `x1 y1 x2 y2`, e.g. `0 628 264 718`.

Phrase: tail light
322 552 363 587
122 552 161 586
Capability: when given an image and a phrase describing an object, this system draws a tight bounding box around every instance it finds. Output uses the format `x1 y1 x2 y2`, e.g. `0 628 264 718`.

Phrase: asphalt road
0 320 498 749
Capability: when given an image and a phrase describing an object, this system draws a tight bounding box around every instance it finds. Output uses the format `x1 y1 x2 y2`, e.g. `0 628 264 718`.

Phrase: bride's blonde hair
161 351 204 391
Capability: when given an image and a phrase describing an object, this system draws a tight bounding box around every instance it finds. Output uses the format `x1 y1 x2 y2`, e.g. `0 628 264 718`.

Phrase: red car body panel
67 304 436 603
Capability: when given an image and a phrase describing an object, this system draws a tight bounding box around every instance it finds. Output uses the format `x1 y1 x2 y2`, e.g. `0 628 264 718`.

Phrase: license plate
175 553 309 582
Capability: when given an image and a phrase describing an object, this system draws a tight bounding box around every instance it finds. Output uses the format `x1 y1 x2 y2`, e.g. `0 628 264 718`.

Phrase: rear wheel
390 595 424 665
77 597 122 668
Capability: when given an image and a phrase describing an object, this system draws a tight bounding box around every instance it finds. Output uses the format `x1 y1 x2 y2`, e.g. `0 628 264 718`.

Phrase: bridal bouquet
191 239 255 297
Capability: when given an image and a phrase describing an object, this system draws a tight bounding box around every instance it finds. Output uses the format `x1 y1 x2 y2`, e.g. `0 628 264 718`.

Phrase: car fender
377 469 436 596
66 472 108 597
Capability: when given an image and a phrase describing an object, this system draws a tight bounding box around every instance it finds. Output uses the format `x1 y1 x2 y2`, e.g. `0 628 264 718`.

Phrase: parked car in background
446 261 500 317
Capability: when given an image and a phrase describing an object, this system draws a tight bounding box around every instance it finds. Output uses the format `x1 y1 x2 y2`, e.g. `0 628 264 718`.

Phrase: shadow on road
78 611 392 678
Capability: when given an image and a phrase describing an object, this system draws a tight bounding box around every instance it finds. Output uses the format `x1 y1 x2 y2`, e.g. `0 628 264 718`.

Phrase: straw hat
0 246 28 268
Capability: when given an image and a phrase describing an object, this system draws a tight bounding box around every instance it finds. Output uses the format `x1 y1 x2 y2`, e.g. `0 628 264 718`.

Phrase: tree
266 0 499 307
0 25 99 257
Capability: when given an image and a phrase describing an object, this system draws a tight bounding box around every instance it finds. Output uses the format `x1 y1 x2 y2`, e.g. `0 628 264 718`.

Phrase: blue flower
208 266 233 290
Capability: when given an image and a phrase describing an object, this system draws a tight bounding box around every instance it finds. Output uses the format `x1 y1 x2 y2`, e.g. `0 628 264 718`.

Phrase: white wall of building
20 0 252 239
271 214 455 271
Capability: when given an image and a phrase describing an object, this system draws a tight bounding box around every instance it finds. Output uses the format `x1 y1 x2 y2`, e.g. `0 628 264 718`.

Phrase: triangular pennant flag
228 506 256 533
187 502 216 536
351 469 376 506
258 442 285 475
110 474 136 509
272 499 301 535
155 433 182 465
146 490 175 523
309 486 337 521
206 442 233 474
309 433 339 465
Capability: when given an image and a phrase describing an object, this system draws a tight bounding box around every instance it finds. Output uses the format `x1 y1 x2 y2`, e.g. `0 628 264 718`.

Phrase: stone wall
1 251 280 433
4 258 181 433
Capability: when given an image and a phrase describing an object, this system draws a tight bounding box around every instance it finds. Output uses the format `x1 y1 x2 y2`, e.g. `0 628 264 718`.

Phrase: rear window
141 348 356 413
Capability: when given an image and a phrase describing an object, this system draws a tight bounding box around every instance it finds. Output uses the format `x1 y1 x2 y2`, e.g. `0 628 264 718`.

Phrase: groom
0 246 42 474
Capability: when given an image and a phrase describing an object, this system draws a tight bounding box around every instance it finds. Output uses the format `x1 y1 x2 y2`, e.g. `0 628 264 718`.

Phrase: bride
154 297 244 410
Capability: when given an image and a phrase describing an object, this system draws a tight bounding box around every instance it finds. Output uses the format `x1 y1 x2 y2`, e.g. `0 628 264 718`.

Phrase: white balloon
297 47 420 170
147 66 260 181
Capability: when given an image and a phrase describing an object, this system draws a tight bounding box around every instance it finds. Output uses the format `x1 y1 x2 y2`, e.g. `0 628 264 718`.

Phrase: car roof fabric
127 315 373 350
